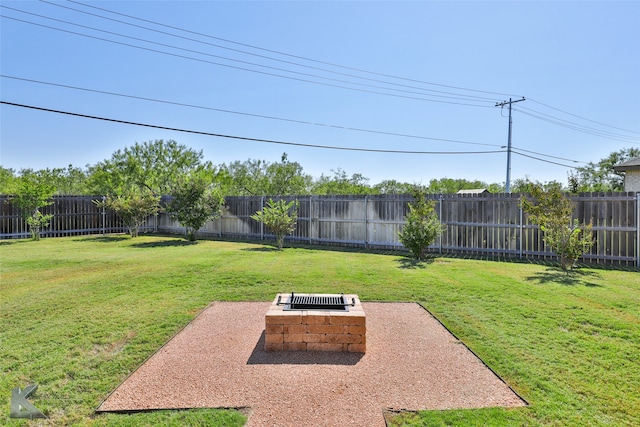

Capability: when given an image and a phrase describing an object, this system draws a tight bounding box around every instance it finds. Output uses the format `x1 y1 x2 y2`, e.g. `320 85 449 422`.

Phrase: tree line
3 140 636 197
3 138 619 268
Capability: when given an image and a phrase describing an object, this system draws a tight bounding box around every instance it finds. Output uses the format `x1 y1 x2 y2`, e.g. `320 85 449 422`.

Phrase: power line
527 97 640 136
66 0 518 98
9 4 635 139
510 146 585 164
516 105 639 142
514 108 639 144
0 14 491 108
37 0 499 102
6 3 634 153
0 5 496 108
0 75 502 148
511 151 578 169
0 100 507 156
66 0 635 137
1 75 588 164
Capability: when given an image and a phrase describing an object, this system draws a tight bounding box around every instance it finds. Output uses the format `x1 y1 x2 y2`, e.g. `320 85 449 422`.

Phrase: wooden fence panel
365 195 408 247
1 193 638 267
0 195 130 238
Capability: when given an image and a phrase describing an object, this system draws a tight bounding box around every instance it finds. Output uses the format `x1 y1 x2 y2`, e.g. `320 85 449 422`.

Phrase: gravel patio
97 301 526 426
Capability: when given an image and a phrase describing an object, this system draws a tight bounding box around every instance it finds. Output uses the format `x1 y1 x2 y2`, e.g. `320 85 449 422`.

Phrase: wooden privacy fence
158 193 639 267
0 195 155 239
2 193 639 267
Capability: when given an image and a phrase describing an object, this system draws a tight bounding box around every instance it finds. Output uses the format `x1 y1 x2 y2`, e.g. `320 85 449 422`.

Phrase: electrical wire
0 8 494 107
0 100 584 167
65 0 518 98
4 3 634 154
9 3 635 139
510 151 578 169
0 75 502 148
37 0 500 102
516 105 639 142
527 97 640 135
0 75 589 164
514 108 639 144
67 0 635 138
510 146 585 164
0 101 507 155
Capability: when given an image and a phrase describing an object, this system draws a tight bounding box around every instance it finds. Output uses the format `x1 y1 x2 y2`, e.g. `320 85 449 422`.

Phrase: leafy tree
521 184 594 271
425 178 498 194
372 179 415 194
95 190 160 238
486 182 505 193
398 188 444 260
510 177 564 194
167 175 225 241
12 170 56 240
49 165 90 195
311 168 375 195
86 140 216 237
220 158 267 196
568 147 640 192
0 166 18 195
87 140 213 196
251 198 298 250
2 165 90 196
222 153 311 196
265 153 312 195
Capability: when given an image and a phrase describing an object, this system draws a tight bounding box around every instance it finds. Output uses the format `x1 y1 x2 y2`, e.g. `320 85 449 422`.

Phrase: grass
0 235 638 426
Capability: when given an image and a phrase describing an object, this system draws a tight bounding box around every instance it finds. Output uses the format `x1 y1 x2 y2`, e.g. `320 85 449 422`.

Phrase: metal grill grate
278 293 354 311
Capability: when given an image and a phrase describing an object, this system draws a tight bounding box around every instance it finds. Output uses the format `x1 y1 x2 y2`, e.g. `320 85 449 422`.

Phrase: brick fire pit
265 293 366 353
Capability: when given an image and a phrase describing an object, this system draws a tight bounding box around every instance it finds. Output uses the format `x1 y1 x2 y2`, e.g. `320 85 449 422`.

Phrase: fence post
439 195 444 254
260 196 264 241
309 196 312 244
364 195 368 249
101 196 106 236
637 192 639 268
519 199 523 260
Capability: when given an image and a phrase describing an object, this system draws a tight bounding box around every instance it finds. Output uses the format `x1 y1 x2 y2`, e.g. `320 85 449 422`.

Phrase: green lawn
1 235 638 426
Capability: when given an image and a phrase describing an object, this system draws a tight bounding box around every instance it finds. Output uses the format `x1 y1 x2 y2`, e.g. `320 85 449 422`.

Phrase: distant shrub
167 177 225 241
521 184 594 271
96 190 159 238
251 199 298 250
399 190 444 260
12 170 56 240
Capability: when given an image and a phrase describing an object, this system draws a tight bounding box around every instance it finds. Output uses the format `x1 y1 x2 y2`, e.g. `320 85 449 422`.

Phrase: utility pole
495 97 525 193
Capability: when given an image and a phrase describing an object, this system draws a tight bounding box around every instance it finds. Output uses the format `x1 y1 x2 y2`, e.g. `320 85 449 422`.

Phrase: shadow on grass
241 246 279 252
73 235 130 243
72 234 195 247
0 239 22 246
131 239 198 248
395 256 435 270
214 236 406 255
247 332 364 365
242 243 380 255
526 267 603 287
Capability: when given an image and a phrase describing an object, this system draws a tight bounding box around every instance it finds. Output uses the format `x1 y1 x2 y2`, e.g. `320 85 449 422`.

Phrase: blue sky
1 1 639 187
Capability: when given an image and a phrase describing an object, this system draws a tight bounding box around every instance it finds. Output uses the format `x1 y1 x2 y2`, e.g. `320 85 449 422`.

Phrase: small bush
521 184 594 271
167 177 225 241
96 190 160 238
398 190 444 260
251 199 298 250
